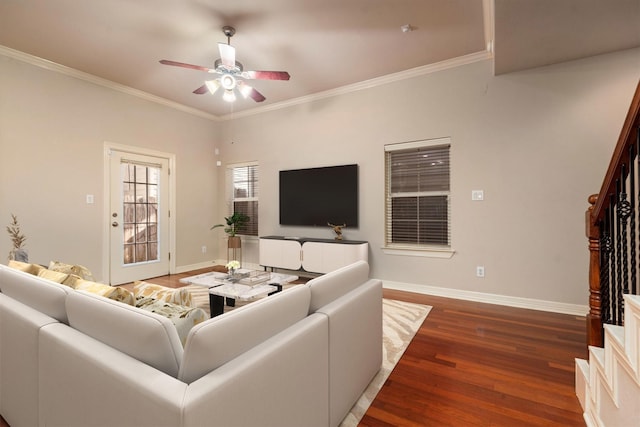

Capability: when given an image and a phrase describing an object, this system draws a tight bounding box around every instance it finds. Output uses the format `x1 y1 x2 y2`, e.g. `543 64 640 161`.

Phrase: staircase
575 294 640 426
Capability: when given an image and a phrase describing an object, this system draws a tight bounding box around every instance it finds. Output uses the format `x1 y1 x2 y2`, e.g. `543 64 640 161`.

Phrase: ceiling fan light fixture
238 83 253 99
223 89 236 103
220 74 236 90
205 80 221 94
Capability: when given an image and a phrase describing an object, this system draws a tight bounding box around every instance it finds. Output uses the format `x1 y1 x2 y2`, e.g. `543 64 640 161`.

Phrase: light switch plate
472 190 484 201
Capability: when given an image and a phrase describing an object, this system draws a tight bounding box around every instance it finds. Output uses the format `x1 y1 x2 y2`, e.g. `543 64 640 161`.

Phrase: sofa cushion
74 279 135 306
66 290 184 377
306 260 370 313
0 264 71 323
134 281 193 307
136 297 207 346
178 285 311 384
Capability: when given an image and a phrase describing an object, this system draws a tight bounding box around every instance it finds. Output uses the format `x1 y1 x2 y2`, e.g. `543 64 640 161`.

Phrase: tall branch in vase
6 213 28 261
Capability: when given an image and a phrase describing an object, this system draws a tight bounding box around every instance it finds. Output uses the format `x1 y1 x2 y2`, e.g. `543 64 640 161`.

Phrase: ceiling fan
159 26 290 103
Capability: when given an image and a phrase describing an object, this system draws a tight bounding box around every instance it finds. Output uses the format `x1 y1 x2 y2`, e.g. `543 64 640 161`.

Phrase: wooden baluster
586 194 603 347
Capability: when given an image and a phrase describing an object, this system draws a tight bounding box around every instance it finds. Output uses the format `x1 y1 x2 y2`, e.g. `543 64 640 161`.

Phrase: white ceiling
0 0 638 119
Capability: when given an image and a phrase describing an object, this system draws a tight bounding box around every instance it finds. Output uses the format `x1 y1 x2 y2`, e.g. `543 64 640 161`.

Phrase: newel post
586 194 603 347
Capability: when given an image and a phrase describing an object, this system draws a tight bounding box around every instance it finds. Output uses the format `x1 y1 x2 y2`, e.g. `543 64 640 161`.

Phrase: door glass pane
121 162 161 265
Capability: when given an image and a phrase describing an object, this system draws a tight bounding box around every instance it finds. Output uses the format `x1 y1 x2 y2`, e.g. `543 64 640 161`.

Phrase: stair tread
576 358 590 375
625 294 640 313
589 345 605 367
604 323 625 347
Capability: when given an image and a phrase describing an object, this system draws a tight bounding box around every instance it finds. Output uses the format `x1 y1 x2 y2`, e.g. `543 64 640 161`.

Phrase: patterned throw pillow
48 261 95 281
74 280 135 306
133 281 194 308
135 297 207 346
36 269 69 284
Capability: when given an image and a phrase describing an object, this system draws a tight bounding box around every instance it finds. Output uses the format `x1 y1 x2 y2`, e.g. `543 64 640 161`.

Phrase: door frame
102 142 176 283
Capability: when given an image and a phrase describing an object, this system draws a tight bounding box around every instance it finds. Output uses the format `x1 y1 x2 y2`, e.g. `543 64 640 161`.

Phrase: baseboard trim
383 280 588 316
175 261 216 274
176 260 263 274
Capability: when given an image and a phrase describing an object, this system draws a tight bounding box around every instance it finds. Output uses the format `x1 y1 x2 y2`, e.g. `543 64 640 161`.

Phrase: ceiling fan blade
247 87 266 102
193 84 209 95
242 70 290 81
159 59 215 73
218 43 236 69
238 82 266 102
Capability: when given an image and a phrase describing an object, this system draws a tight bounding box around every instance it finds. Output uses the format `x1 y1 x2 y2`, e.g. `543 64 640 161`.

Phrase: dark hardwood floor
0 267 588 426
365 289 587 427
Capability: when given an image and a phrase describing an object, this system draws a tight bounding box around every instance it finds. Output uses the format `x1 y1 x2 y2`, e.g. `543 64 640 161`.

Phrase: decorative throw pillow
36 269 70 284
133 281 194 308
135 297 207 346
7 260 40 274
62 274 83 288
48 261 95 281
74 280 135 306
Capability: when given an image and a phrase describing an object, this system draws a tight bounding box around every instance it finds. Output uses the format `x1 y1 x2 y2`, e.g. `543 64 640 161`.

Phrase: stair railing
587 80 640 347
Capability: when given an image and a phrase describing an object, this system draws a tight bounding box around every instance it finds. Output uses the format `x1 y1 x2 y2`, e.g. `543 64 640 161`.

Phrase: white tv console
259 236 368 274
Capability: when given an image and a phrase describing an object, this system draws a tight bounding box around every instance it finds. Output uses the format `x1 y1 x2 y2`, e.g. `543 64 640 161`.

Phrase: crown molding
1 44 492 123
0 44 220 122
220 49 493 120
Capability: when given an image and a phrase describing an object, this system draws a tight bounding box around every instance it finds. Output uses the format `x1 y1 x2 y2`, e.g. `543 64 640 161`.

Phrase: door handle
112 221 119 227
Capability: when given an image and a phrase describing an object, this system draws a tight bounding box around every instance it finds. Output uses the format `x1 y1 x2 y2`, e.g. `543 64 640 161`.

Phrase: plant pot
228 236 242 249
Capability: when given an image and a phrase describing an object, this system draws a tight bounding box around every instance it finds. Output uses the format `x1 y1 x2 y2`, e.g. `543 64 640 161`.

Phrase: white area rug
181 284 431 425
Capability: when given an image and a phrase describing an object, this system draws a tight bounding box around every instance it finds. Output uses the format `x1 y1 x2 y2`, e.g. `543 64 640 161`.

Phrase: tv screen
279 164 358 227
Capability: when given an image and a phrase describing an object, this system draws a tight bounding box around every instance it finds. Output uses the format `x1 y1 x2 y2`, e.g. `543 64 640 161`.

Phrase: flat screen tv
279 164 358 227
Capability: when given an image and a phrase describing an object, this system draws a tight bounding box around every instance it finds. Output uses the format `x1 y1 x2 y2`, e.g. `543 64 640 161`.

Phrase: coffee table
180 269 299 317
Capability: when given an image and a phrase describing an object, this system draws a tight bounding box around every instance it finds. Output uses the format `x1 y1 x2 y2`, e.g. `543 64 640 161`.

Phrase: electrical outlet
201 246 207 254
476 266 485 278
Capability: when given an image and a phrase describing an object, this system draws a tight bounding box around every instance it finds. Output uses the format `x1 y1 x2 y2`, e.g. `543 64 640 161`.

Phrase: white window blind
385 138 451 248
226 163 259 236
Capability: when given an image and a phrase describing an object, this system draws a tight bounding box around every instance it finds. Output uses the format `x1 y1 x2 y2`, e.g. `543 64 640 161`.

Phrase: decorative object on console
6 213 28 262
328 222 346 240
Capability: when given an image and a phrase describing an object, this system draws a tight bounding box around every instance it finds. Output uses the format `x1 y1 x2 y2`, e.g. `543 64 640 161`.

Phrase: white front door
108 149 171 285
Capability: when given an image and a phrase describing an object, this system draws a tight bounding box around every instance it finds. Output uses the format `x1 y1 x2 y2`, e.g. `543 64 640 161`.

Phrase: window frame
226 162 259 237
383 138 455 259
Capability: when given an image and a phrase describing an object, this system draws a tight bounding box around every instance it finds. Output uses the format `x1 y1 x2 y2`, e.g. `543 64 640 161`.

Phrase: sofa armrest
183 313 330 427
316 279 383 427
0 264 71 323
0 293 59 427
39 323 187 427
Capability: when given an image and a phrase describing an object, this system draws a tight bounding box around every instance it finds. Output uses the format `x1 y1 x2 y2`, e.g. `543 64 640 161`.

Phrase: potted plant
211 212 250 250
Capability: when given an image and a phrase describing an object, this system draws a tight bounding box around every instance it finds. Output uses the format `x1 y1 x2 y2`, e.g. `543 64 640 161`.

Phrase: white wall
0 54 221 280
216 48 640 307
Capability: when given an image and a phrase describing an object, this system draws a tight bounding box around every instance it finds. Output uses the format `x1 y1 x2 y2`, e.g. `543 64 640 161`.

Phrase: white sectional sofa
0 260 382 427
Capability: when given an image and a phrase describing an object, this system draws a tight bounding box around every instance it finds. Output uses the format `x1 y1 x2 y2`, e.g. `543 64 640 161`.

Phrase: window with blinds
227 163 259 236
385 138 451 248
